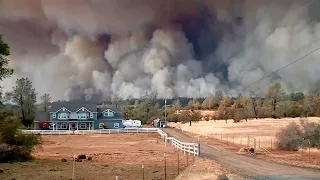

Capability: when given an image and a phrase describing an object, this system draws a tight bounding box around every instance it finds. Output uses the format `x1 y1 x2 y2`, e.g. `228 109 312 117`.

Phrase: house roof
97 108 121 113
35 111 50 121
50 102 98 112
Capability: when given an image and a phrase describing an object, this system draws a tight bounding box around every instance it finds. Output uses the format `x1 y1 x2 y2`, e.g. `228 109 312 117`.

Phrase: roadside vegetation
276 120 320 151
0 35 41 163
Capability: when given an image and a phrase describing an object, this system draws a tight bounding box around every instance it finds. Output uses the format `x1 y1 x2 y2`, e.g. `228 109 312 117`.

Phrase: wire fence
183 130 277 151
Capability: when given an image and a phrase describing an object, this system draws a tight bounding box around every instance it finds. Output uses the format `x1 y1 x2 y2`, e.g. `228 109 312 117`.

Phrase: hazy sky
0 0 320 101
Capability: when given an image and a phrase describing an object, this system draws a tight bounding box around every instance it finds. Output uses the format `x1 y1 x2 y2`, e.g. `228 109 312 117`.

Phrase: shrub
0 109 41 163
299 120 320 148
276 122 304 151
276 120 320 151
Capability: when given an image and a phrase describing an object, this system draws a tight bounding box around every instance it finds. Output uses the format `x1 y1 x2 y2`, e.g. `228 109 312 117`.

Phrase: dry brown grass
33 133 181 165
169 117 320 169
0 133 196 180
175 158 244 180
169 117 320 148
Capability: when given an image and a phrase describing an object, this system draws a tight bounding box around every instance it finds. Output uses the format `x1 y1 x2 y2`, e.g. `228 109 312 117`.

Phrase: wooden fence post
177 150 180 175
187 153 189 166
72 155 76 180
164 153 167 180
197 138 200 157
142 164 145 180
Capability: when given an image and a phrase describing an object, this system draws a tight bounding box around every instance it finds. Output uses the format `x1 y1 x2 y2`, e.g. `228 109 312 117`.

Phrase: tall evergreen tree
5 78 37 126
40 93 51 112
265 82 286 118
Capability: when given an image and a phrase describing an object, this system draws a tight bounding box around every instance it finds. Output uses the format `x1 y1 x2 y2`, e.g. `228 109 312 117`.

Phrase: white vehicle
122 120 142 128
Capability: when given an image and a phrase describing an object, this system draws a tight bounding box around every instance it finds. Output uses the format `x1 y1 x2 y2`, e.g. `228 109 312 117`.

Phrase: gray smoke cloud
0 0 320 101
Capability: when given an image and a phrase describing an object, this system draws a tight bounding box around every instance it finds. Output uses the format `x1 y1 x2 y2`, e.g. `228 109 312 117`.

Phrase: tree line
109 83 320 124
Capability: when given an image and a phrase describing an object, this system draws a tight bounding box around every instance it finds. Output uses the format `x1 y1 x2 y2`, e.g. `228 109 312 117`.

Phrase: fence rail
166 137 199 156
20 128 200 156
20 128 159 135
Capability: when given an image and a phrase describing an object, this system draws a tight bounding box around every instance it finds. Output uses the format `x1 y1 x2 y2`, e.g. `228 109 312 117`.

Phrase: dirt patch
0 133 205 180
0 160 180 180
33 133 182 166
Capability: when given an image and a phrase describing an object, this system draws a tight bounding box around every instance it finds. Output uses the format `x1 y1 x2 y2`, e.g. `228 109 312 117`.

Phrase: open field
0 133 197 180
169 117 320 148
169 117 320 169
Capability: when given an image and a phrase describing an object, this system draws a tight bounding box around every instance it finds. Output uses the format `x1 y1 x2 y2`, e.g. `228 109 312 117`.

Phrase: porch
49 121 94 130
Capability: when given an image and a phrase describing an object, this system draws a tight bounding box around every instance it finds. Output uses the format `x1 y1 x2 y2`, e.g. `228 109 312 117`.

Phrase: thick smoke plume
1 0 320 101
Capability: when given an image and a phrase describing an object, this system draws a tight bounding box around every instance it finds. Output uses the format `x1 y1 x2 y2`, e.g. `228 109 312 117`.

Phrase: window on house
90 113 93 118
61 123 67 129
104 110 114 117
99 123 105 129
114 123 119 128
79 123 86 129
78 113 87 119
53 113 56 118
70 113 77 119
58 113 69 119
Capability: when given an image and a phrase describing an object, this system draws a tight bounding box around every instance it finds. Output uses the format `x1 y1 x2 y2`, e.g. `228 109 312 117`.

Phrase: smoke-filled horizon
0 0 320 101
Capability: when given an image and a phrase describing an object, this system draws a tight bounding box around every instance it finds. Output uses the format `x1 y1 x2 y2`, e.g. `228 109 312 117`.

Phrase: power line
243 47 320 90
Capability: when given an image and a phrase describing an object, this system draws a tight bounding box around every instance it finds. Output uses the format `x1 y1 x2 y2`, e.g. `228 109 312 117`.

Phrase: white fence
165 137 199 156
20 128 159 135
157 129 200 156
20 128 200 156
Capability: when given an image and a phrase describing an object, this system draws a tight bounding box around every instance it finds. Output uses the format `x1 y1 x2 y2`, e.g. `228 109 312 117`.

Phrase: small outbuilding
152 118 167 128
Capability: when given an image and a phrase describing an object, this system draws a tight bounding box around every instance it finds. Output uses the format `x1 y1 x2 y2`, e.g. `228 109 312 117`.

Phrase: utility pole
164 99 167 127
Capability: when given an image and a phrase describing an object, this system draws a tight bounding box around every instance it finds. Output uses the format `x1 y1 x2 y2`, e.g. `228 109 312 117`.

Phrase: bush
299 120 320 148
276 120 320 151
0 109 41 163
276 122 303 151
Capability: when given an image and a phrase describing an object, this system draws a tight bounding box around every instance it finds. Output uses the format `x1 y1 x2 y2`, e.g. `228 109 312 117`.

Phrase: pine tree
265 82 286 118
173 99 182 110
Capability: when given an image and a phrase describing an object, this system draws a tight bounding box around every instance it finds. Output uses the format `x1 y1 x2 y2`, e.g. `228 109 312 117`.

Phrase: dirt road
162 128 320 180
